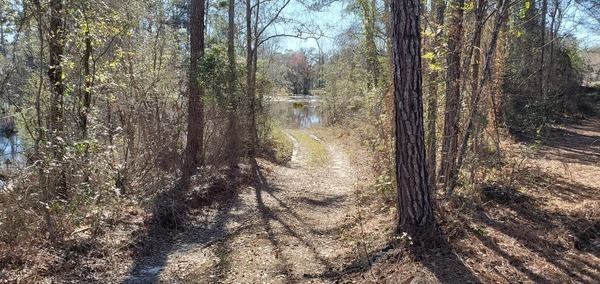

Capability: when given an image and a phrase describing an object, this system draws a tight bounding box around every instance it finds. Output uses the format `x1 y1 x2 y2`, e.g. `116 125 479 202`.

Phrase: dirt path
537 116 600 189
125 129 360 283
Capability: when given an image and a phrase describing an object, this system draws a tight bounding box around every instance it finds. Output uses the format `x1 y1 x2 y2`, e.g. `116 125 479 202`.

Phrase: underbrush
0 167 143 281
504 86 599 136
348 122 600 282
260 122 293 165
0 163 254 282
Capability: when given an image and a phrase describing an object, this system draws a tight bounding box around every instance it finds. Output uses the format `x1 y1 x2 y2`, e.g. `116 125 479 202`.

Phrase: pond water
0 134 24 186
267 95 325 129
0 134 25 167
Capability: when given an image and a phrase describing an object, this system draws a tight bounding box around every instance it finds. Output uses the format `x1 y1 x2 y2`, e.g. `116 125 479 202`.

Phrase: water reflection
268 96 324 129
0 134 24 168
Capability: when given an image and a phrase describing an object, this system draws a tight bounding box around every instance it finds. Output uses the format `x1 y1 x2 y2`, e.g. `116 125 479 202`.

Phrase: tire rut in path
131 129 358 283
219 129 356 283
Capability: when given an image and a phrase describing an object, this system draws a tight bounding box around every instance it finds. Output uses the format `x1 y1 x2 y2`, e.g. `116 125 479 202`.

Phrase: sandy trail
126 129 359 283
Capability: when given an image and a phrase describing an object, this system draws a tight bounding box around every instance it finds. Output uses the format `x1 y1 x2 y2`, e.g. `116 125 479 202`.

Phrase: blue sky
269 0 600 52
270 0 357 52
564 4 600 48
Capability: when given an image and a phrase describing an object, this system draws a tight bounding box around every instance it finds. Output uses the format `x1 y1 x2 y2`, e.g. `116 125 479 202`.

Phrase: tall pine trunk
183 0 206 178
390 0 437 244
227 0 239 168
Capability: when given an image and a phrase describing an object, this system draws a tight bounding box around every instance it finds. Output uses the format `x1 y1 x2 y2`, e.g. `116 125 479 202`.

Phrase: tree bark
246 0 257 157
79 6 93 184
451 0 510 195
359 0 380 88
48 0 67 198
425 0 446 194
227 0 239 168
446 0 486 195
390 0 437 244
34 0 56 243
440 0 465 193
540 0 548 100
81 29 92 139
183 0 206 178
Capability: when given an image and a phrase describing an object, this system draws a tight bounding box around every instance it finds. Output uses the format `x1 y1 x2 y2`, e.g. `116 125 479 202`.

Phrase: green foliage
503 31 585 135
520 1 531 19
265 122 294 165
503 97 554 134
422 51 436 61
317 48 369 125
288 130 328 167
197 45 229 102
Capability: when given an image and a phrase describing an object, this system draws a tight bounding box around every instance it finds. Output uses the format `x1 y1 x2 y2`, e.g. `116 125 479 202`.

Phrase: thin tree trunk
446 0 486 194
451 0 510 195
425 0 446 194
80 10 93 184
541 0 548 100
440 0 465 192
183 0 206 178
390 0 437 244
227 0 239 168
359 0 380 88
549 0 557 74
548 0 560 83
48 0 66 198
81 31 92 139
34 1 56 243
246 0 254 156
462 0 487 80
246 0 260 157
0 18 4 57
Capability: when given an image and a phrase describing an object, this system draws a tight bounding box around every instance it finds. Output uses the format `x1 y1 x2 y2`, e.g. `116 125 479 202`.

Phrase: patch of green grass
288 130 328 167
269 126 294 165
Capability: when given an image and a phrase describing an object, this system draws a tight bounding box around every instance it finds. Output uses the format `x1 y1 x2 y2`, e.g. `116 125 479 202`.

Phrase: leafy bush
503 39 586 135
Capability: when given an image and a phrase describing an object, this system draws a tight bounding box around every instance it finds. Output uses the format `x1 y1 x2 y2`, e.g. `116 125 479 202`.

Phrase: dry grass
287 129 329 167
346 113 600 283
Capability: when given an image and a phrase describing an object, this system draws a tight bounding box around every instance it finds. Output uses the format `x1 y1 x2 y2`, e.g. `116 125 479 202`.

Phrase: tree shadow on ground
298 211 482 283
512 98 600 167
419 237 483 283
248 158 346 281
322 166 600 283
124 171 243 283
461 168 600 283
537 126 600 165
124 158 354 283
302 234 483 283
